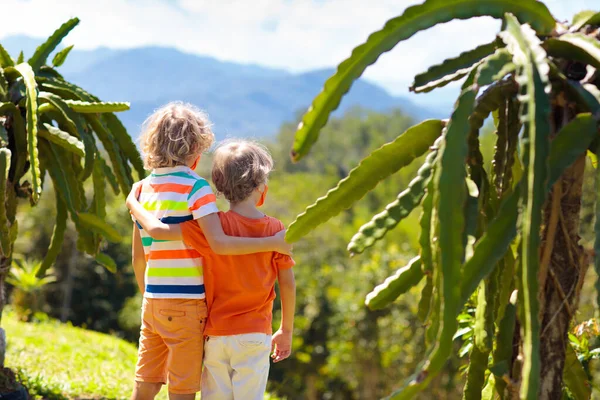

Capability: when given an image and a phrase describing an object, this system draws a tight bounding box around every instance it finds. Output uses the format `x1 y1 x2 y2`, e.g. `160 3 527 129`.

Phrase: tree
285 2 600 399
0 19 142 367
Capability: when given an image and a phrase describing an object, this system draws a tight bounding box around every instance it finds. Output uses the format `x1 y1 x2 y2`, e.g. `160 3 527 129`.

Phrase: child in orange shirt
128 140 296 400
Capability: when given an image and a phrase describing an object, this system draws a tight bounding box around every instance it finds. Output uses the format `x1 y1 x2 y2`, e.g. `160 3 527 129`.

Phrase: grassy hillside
5 312 283 399
5 311 167 399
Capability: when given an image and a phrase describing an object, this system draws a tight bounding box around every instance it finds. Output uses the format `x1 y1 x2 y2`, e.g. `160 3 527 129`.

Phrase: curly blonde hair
140 102 214 169
212 140 273 204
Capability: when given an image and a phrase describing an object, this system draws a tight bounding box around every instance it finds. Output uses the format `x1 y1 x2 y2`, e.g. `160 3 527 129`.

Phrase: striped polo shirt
136 165 218 299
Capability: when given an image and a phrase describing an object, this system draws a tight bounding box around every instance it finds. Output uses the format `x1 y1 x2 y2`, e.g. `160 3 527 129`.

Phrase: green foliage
286 119 443 243
0 18 140 300
502 13 552 400
38 123 85 157
347 137 441 255
14 63 42 203
288 3 600 399
28 18 79 71
51 45 73 68
7 259 56 321
37 191 67 278
365 256 423 310
7 259 55 294
545 33 600 70
64 100 130 113
0 149 10 256
570 10 600 32
411 40 500 93
563 342 591 400
0 44 13 68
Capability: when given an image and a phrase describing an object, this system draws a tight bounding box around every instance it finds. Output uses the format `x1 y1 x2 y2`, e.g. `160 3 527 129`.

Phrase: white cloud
1 0 595 99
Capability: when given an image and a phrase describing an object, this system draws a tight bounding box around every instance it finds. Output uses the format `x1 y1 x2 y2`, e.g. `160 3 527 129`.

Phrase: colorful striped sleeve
188 178 218 220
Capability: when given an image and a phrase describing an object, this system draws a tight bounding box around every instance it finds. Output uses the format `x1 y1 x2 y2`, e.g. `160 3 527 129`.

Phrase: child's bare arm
127 184 183 241
271 268 296 363
197 214 292 255
132 224 147 294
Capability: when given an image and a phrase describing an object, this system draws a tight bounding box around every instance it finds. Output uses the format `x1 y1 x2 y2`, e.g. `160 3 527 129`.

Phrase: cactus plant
286 2 600 399
0 18 142 366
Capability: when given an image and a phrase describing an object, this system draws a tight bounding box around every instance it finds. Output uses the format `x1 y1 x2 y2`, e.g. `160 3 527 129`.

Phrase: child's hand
274 230 293 256
126 182 143 210
271 329 292 363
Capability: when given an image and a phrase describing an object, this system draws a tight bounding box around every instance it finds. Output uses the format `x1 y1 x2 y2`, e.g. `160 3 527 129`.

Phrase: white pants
201 333 272 400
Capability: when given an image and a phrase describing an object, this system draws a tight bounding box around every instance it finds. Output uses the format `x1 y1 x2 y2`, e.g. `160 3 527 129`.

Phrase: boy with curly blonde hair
128 139 296 400
130 103 291 400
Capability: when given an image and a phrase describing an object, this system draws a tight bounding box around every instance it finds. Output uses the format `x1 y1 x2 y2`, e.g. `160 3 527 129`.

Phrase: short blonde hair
212 140 273 204
140 102 214 169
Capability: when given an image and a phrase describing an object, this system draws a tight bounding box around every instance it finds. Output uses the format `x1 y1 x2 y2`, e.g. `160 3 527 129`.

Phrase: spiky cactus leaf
563 342 592 400
290 0 555 161
77 212 121 242
95 253 117 273
37 66 64 80
286 119 444 243
546 33 600 70
14 63 41 203
40 140 81 213
0 69 7 101
460 113 597 308
501 15 552 399
411 40 499 93
39 123 85 157
28 18 79 71
86 115 133 195
98 155 120 196
365 256 423 310
102 113 145 180
38 77 96 102
0 148 11 256
65 100 130 113
571 10 600 31
348 137 441 255
16 51 24 64
0 44 14 67
38 191 67 277
52 45 74 68
38 91 95 180
92 156 107 219
0 102 27 182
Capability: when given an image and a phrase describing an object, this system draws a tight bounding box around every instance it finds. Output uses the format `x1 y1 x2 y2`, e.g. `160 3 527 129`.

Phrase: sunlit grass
4 311 283 399
5 310 168 399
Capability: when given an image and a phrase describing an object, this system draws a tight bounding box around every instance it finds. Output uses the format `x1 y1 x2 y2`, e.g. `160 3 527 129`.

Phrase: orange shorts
135 298 208 394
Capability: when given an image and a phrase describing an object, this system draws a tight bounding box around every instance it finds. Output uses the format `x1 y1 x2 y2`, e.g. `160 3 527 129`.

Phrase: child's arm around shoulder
126 181 293 255
196 214 291 256
188 177 292 256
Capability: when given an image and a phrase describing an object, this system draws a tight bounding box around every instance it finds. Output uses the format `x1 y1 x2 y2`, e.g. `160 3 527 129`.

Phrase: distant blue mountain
2 35 442 139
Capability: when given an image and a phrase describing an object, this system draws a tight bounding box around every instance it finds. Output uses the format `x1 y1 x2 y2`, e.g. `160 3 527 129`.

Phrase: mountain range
2 35 444 140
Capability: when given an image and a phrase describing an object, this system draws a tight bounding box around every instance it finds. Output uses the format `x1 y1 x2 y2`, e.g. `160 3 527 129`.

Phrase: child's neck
229 198 264 219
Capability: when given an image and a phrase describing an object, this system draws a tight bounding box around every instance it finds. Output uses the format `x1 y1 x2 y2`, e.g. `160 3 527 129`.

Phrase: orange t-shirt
180 210 295 336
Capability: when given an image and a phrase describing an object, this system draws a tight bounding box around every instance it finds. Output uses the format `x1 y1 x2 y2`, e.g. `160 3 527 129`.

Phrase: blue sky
2 0 596 106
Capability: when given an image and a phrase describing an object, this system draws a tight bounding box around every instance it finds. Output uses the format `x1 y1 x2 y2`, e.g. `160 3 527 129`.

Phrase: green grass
5 311 168 399
4 311 283 399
